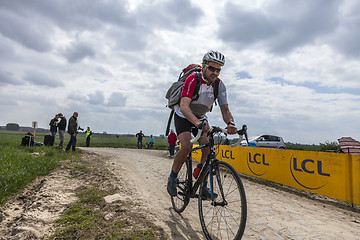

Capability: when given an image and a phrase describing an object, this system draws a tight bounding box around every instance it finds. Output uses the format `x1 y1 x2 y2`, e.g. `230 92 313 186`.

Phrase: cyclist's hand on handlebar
197 120 210 133
226 124 237 135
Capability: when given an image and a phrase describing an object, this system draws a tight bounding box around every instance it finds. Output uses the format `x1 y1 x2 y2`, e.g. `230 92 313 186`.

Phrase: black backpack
165 64 219 136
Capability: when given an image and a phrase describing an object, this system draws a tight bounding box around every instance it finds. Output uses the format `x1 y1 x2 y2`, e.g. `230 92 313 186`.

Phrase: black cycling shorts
174 114 199 136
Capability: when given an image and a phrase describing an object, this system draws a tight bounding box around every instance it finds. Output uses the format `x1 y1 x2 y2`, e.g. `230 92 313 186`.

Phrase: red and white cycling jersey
174 72 228 119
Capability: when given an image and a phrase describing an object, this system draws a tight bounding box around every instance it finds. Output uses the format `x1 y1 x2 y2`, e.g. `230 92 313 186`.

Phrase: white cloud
0 0 360 145
61 41 96 63
23 70 64 87
0 8 53 52
0 70 23 86
218 0 341 54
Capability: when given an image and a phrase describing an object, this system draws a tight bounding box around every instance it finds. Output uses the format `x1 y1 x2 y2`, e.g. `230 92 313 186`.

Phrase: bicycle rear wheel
171 159 191 213
198 161 247 240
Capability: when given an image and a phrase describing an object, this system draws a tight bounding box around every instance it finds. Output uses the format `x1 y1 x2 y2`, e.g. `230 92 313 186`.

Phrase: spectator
85 127 92 147
167 129 177 157
57 113 66 149
65 112 79 152
49 114 59 140
146 135 155 149
136 130 145 149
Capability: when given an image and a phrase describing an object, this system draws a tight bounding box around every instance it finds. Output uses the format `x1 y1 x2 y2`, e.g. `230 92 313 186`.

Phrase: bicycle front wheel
198 161 247 240
171 160 191 213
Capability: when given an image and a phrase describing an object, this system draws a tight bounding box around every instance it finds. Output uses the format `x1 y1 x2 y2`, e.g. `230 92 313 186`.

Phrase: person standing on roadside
136 130 145 149
167 129 177 157
57 113 66 149
49 114 59 140
65 112 79 152
85 127 92 147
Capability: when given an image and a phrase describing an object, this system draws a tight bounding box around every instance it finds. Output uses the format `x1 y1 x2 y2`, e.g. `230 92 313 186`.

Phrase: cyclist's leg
172 132 192 172
167 131 192 196
197 135 209 164
171 114 196 173
170 143 192 213
167 115 194 196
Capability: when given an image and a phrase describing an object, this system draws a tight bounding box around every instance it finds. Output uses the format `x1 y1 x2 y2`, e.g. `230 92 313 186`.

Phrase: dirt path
1 147 359 239
88 148 360 240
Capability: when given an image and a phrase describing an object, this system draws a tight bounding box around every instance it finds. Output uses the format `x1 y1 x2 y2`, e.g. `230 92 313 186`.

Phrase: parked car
241 135 286 149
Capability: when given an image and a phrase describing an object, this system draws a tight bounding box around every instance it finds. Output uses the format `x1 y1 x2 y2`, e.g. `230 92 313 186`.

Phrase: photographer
49 114 59 141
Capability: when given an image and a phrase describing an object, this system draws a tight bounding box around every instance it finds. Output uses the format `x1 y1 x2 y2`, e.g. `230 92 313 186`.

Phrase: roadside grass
50 153 166 240
52 186 164 240
0 133 80 205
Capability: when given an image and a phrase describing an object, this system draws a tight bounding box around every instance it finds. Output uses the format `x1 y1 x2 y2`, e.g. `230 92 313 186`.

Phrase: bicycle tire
198 161 247 240
171 159 191 213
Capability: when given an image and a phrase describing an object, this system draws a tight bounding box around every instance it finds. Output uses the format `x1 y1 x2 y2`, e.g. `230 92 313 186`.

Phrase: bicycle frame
184 124 248 201
186 130 221 201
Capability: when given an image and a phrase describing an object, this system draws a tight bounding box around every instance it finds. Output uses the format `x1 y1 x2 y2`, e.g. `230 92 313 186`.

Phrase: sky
1 0 360 145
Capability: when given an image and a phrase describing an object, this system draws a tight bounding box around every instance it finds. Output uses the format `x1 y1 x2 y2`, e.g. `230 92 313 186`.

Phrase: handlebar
190 126 226 143
190 122 249 147
231 125 249 147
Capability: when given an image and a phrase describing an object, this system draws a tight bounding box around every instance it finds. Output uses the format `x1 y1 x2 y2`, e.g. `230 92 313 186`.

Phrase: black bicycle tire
171 159 191 213
198 161 247 240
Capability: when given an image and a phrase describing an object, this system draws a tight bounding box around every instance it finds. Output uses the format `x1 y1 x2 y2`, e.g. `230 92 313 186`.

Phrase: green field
0 131 169 149
74 133 168 150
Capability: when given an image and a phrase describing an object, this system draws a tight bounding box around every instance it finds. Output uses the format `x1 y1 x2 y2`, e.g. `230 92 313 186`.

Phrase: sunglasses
206 65 221 73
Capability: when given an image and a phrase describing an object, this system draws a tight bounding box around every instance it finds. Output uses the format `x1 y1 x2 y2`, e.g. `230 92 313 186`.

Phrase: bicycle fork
211 164 227 207
194 161 227 206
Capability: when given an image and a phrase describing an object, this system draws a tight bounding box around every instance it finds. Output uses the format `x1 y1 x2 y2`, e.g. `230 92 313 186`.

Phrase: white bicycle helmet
202 50 225 66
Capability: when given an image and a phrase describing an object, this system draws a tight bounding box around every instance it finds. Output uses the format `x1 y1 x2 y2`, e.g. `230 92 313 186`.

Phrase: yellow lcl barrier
192 145 360 205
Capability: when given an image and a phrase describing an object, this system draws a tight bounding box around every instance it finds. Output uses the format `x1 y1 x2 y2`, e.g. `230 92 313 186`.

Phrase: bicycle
170 123 249 240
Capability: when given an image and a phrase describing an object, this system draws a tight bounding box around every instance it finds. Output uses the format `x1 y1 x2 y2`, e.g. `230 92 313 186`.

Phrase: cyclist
167 50 238 198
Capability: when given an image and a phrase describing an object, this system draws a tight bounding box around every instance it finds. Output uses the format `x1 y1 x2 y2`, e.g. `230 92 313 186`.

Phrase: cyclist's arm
180 97 210 133
180 97 203 127
220 104 237 134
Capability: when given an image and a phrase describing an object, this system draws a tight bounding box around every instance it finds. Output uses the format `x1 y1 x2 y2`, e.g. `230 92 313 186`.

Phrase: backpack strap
193 72 201 101
209 78 220 112
193 75 219 101
214 78 219 103
165 109 174 136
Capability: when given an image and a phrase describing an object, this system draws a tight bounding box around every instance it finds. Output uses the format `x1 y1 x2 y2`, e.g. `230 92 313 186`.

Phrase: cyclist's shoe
201 187 218 200
167 176 178 197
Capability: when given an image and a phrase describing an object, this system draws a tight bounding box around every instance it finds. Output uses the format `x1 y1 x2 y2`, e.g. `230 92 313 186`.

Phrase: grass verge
0 144 79 205
49 152 166 240
52 187 164 239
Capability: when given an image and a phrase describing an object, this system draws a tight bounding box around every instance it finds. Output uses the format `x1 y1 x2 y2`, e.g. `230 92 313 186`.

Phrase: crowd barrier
192 145 360 205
